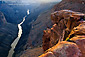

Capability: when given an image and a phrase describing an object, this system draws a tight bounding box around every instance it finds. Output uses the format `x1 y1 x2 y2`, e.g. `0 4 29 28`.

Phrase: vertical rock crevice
40 10 85 57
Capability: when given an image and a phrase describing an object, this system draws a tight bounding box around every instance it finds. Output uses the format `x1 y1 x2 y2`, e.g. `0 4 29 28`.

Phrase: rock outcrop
43 10 85 51
40 41 81 57
40 10 85 57
0 11 7 25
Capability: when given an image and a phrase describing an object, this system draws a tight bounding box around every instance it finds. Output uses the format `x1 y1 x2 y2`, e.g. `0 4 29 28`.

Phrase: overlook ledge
40 10 85 57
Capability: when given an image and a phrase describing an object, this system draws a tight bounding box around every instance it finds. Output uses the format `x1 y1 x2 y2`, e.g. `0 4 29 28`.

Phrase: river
7 10 30 57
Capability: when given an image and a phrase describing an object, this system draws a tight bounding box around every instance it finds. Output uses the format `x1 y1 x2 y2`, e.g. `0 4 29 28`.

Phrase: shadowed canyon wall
0 11 18 57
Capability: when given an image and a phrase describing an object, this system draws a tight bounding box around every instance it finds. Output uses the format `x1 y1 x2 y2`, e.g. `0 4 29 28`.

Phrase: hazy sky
22 0 62 3
1 0 62 3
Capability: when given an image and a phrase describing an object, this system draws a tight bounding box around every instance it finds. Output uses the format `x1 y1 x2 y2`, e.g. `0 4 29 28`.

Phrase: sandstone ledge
40 10 85 57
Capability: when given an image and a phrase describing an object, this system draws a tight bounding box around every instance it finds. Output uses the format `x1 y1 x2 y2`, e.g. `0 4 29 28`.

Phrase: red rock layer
40 41 81 57
43 10 85 51
40 10 85 57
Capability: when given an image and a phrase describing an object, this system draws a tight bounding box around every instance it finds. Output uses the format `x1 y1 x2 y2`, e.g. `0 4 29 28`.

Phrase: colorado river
7 10 30 57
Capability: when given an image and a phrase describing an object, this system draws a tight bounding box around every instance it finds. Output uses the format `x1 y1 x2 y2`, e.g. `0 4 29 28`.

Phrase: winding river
7 10 30 57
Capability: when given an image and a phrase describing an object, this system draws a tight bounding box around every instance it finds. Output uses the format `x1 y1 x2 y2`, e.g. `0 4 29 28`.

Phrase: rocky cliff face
40 10 85 57
0 11 7 25
0 11 18 57
53 0 85 13
25 2 59 48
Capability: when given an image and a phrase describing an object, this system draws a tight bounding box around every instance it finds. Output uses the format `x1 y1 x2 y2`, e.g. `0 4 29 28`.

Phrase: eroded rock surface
40 10 85 57
40 41 81 57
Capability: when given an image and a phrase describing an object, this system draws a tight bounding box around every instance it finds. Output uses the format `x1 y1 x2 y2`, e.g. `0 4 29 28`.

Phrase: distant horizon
0 0 62 3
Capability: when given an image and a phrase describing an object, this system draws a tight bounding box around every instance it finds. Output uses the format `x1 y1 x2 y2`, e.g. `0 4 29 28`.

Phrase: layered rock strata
0 11 18 57
40 10 85 57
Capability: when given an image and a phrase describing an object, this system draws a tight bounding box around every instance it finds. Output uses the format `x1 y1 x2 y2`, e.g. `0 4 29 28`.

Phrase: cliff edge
53 0 85 13
40 10 85 57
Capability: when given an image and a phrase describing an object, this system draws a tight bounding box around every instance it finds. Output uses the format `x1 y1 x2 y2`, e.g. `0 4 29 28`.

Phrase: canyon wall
53 0 85 13
20 0 85 57
0 11 18 57
13 2 58 57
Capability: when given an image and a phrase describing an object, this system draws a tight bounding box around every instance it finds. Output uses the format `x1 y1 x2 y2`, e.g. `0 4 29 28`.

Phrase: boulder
40 41 81 57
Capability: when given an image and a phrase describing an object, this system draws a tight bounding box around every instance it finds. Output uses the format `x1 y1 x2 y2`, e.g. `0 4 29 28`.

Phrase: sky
0 0 62 3
22 0 62 3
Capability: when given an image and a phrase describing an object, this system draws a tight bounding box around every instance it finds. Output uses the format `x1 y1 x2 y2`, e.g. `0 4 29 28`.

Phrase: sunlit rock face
43 10 85 51
40 10 85 57
69 23 85 57
40 41 81 57
41 23 85 57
